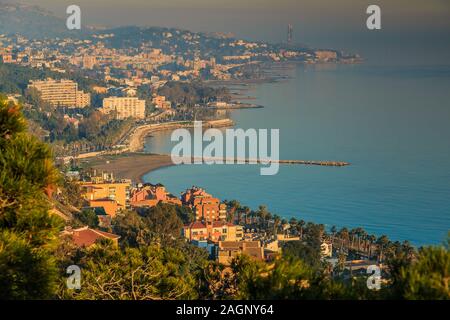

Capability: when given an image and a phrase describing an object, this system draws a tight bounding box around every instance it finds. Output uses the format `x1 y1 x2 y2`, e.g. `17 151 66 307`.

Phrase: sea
142 63 450 246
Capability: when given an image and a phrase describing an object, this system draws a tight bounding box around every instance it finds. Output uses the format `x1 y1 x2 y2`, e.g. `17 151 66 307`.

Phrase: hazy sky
15 0 450 64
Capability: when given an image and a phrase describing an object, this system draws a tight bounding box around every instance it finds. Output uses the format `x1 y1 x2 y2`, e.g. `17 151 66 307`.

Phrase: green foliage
138 203 184 245
113 204 193 248
157 81 231 107
56 178 84 208
0 230 58 299
0 97 62 299
74 209 99 229
113 210 150 247
283 241 322 269
387 237 450 299
60 241 199 300
0 63 61 94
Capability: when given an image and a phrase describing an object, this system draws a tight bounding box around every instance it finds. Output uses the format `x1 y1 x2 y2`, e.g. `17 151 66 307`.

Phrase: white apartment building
27 79 90 108
101 97 146 120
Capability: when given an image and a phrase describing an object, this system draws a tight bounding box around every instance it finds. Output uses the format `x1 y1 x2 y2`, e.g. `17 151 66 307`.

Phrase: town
0 2 447 302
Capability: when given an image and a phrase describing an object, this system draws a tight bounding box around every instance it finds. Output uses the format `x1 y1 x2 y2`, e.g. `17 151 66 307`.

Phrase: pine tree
0 97 62 299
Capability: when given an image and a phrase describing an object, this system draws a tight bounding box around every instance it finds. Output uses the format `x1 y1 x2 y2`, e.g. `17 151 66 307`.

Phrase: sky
15 0 450 65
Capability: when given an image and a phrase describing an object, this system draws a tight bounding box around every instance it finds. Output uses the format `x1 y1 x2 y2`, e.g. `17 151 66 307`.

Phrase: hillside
0 2 86 38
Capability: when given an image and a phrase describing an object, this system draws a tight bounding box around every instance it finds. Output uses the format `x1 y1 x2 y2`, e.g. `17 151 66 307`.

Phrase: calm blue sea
143 64 450 246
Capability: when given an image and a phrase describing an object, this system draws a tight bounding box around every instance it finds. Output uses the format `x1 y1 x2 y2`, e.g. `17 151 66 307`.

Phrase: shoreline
82 152 350 185
81 153 175 184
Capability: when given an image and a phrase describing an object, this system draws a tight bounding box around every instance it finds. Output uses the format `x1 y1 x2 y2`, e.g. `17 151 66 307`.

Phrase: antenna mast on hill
287 24 293 45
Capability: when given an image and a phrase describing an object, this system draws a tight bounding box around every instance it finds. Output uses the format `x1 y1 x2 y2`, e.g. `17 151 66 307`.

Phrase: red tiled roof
211 221 235 228
187 221 207 229
63 227 120 247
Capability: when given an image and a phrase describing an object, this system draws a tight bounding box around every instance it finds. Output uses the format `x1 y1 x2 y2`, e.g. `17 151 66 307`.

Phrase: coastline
82 153 175 184
79 119 235 183
127 118 235 152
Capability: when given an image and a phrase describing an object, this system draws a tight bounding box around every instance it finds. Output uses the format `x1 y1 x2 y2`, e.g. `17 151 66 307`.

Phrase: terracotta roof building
130 183 181 208
182 221 243 243
217 240 264 265
181 186 226 222
61 226 120 248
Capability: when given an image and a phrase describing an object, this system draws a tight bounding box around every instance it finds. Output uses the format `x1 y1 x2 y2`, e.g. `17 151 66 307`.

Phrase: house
60 226 120 248
130 183 181 208
217 240 264 266
152 95 172 109
182 221 243 243
209 221 244 242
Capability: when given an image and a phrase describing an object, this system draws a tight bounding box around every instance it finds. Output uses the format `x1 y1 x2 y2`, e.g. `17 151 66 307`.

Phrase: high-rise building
27 79 90 108
287 24 293 45
101 97 146 120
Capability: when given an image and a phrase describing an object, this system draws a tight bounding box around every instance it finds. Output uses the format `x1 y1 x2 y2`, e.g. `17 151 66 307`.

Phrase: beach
82 153 175 183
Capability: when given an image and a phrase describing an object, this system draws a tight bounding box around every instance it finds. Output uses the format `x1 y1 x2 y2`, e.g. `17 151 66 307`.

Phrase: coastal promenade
61 119 235 162
127 119 234 152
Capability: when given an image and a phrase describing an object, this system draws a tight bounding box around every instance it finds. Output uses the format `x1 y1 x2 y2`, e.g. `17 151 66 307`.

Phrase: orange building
181 186 226 222
79 173 131 217
183 221 243 243
130 184 181 208
183 221 209 241
80 181 130 208
0 53 13 63
88 199 121 217
151 95 171 109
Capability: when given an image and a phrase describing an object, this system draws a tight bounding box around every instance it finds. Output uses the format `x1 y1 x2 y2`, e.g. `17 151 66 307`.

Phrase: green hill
0 2 86 39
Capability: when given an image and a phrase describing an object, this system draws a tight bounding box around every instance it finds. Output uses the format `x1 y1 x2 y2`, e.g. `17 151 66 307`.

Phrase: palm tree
257 205 269 227
273 214 281 235
338 227 350 253
376 235 390 264
367 234 376 258
354 227 365 252
358 229 368 254
242 206 251 225
226 200 240 223
289 217 298 226
297 220 305 240
401 240 415 259
337 252 347 276
349 228 358 250
330 225 337 245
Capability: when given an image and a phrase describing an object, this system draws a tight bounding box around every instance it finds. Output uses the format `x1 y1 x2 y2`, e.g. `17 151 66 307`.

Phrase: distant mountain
0 2 87 38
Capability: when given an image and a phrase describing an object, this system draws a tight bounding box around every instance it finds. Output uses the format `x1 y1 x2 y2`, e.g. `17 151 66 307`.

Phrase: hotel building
27 79 90 108
101 97 146 120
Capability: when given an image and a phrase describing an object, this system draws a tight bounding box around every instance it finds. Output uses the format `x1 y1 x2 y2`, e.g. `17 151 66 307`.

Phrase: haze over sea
143 61 450 246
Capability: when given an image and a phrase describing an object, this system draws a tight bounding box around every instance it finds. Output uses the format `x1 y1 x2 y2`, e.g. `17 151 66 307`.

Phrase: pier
174 156 350 167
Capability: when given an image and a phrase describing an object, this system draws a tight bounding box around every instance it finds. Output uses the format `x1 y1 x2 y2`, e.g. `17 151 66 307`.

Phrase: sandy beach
81 153 175 183
74 119 235 184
